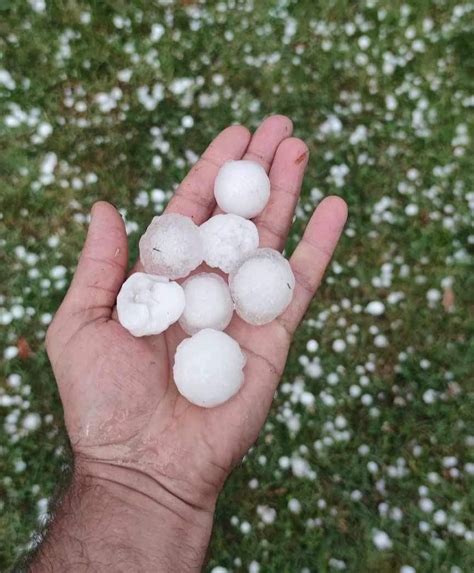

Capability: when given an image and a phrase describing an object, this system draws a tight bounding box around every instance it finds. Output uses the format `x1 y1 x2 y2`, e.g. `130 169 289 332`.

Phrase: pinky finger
277 196 348 335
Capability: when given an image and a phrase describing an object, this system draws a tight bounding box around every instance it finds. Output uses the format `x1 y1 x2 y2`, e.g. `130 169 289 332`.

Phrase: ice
173 329 246 407
229 248 295 325
139 213 203 279
200 214 259 273
179 273 234 335
365 301 385 316
117 272 185 336
214 160 271 219
372 529 393 550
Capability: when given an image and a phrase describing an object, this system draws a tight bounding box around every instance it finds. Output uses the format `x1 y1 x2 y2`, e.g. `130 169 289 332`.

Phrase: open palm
46 115 347 512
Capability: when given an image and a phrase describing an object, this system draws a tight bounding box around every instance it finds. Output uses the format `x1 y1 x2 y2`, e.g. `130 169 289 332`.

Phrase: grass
0 1 473 571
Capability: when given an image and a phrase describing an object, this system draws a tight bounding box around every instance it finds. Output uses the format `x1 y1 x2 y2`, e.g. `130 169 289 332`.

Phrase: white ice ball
365 301 385 316
214 160 271 219
200 214 259 273
229 248 295 325
139 213 203 279
173 329 246 408
179 273 234 335
117 272 185 337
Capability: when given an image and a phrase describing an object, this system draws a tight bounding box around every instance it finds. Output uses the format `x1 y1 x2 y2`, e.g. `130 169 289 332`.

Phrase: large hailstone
173 329 246 408
117 272 185 337
214 160 271 219
200 214 259 273
179 273 234 335
229 248 295 325
139 213 203 279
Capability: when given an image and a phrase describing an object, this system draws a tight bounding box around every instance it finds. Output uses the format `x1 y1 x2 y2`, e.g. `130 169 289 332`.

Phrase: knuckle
44 323 54 354
44 313 60 356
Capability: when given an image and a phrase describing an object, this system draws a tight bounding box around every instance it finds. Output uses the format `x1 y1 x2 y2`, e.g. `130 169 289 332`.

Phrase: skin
33 115 347 572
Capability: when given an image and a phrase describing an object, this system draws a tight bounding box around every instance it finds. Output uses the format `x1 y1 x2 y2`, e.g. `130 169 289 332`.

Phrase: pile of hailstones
117 160 296 408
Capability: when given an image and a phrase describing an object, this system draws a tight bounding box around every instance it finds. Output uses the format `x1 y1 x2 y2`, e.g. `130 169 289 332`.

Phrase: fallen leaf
268 487 287 497
442 287 455 312
17 337 32 359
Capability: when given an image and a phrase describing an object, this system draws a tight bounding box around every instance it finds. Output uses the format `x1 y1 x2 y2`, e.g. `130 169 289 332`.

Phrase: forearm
29 462 214 572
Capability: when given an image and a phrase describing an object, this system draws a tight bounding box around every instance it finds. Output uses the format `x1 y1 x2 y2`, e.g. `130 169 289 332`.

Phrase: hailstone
179 273 234 335
173 329 246 408
139 213 203 279
117 272 185 337
214 160 271 219
229 248 295 325
200 214 259 273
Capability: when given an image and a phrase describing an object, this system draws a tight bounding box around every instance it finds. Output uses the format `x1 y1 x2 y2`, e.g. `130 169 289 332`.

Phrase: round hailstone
139 213 203 279
200 214 259 273
214 160 271 219
179 273 234 335
229 248 295 326
173 329 246 408
365 301 385 316
117 272 185 337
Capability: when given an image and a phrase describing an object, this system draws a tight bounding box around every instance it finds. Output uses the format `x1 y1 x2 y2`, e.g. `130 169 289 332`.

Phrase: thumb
64 201 128 315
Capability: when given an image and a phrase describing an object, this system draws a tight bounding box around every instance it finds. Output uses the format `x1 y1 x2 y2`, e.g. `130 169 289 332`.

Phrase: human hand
39 116 347 571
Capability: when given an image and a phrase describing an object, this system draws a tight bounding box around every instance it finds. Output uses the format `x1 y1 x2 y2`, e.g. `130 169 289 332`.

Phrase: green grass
1 1 473 571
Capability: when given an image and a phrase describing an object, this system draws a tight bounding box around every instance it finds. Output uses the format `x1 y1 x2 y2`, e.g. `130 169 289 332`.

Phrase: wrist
31 458 215 572
77 455 217 521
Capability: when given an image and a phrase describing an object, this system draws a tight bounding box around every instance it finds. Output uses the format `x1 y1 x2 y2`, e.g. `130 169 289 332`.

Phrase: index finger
277 196 348 336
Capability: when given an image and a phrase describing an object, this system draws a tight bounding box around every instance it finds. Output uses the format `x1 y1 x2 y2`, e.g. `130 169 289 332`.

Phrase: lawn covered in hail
0 1 473 572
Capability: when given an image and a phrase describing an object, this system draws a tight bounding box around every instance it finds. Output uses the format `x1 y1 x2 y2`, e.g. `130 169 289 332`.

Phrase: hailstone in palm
117 272 185 337
139 213 203 279
179 273 234 335
214 160 271 219
200 214 259 273
173 329 246 407
229 248 295 325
